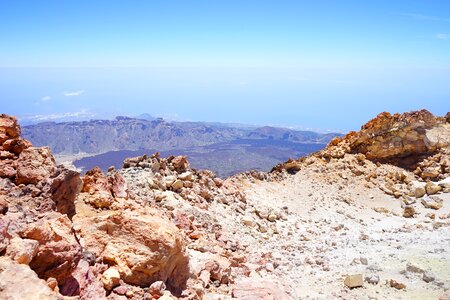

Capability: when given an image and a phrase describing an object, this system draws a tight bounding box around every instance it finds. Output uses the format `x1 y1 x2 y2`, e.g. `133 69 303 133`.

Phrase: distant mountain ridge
22 116 340 155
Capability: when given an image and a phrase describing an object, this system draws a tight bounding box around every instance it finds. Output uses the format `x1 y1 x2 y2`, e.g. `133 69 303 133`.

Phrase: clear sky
0 0 449 131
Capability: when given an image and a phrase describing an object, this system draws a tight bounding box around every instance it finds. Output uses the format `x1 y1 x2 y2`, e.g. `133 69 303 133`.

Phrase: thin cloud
436 33 450 40
403 13 450 22
20 109 96 123
41 96 51 102
63 90 85 97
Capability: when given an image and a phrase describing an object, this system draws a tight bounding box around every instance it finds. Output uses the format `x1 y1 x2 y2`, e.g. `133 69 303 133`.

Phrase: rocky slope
1 110 449 300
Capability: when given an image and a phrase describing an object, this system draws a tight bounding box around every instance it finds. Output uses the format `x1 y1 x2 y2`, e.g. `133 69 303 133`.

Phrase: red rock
5 236 39 265
16 147 56 185
2 138 32 155
0 159 16 178
0 114 21 143
82 167 111 194
170 156 189 173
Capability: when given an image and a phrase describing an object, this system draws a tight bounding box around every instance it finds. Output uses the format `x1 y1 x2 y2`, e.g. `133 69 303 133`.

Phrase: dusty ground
199 162 450 300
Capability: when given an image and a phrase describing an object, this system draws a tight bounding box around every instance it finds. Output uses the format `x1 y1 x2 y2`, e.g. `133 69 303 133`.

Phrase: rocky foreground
0 110 449 300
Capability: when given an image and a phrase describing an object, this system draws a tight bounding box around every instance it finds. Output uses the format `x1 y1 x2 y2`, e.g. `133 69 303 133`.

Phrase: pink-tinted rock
0 257 62 300
60 260 107 299
41 166 81 218
232 279 292 300
5 236 39 265
109 172 128 199
23 213 81 284
16 147 56 185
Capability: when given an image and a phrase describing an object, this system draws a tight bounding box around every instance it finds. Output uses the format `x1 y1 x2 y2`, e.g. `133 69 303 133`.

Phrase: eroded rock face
347 110 449 161
73 210 189 290
273 110 450 180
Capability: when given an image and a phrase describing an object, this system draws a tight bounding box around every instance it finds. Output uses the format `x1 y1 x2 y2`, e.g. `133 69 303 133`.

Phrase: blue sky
0 0 449 131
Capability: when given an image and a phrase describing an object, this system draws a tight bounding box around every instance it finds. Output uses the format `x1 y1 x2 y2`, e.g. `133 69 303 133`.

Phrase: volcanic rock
0 257 62 300
15 147 56 185
73 210 189 290
22 213 81 284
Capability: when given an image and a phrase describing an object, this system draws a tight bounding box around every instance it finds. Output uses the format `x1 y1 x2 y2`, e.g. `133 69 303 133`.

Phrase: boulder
16 147 56 185
73 210 189 290
171 156 189 173
5 237 39 265
41 166 81 218
0 257 61 300
23 213 82 284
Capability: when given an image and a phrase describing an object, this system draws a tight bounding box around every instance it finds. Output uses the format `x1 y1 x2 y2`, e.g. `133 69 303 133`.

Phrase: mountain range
22 116 341 177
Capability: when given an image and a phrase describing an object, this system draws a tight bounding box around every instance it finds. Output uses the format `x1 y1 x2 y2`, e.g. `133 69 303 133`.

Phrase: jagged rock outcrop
0 115 82 296
322 110 450 165
273 110 450 179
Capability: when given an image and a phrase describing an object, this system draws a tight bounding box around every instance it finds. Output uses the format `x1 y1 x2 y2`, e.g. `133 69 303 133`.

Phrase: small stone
389 279 406 290
178 172 193 181
102 267 121 290
406 262 424 274
403 206 416 218
149 281 166 297
413 186 426 198
425 182 442 195
46 277 58 291
365 274 380 285
113 286 128 295
242 216 255 227
360 257 368 265
267 214 277 222
344 274 363 288
423 272 435 283
421 196 443 210
171 179 183 191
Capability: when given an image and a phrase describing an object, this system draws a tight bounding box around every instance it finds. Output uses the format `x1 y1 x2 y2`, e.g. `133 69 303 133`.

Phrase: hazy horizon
1 1 449 132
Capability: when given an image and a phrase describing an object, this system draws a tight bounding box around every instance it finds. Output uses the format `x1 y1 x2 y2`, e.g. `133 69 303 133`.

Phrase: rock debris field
1 109 450 300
